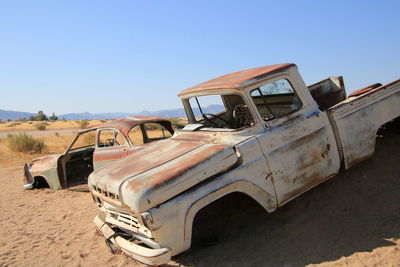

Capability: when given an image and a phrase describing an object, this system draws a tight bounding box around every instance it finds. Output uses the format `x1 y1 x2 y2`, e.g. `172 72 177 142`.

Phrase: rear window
250 79 302 120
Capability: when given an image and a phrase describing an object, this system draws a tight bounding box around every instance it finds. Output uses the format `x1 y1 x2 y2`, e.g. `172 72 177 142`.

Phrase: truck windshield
186 94 254 129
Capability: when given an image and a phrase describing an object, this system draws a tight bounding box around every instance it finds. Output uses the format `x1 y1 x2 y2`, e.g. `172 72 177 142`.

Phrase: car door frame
92 127 130 170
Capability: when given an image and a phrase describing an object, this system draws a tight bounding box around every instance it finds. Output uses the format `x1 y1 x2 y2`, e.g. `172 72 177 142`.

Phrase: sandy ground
0 123 400 266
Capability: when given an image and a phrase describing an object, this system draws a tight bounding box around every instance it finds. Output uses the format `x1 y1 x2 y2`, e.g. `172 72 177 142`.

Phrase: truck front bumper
94 213 171 266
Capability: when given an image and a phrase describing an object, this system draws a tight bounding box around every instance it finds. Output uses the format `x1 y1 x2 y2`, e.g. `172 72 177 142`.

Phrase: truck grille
92 185 119 200
102 206 139 231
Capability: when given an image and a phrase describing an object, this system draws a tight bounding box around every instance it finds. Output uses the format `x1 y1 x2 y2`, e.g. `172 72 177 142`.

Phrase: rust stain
348 83 382 98
171 132 216 142
93 147 129 162
125 144 228 193
178 63 295 96
29 155 58 173
281 171 326 202
93 140 207 185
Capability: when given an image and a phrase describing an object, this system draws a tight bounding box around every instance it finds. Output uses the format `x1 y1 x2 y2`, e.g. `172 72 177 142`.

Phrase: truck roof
178 63 295 97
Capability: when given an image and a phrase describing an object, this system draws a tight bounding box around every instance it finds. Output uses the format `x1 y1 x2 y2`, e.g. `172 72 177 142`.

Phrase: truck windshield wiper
194 97 221 129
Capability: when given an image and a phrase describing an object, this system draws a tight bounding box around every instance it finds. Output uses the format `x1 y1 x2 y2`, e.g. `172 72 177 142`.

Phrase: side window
98 129 126 148
250 79 302 121
128 126 145 146
70 130 96 150
115 131 127 146
144 123 173 141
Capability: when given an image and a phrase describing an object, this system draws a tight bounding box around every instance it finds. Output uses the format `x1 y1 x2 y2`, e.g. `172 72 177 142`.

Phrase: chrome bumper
94 213 171 265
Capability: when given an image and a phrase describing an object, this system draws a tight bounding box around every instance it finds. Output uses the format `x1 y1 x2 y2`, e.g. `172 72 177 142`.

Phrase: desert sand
0 122 400 266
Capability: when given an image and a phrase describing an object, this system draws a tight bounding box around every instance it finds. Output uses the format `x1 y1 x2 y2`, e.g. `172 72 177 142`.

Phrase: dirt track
0 123 399 266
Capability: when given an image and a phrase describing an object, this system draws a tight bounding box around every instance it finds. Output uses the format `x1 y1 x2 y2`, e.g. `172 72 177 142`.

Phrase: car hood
89 139 238 212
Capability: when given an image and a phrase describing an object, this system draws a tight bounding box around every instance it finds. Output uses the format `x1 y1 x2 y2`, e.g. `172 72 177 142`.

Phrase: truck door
250 78 340 206
93 128 129 170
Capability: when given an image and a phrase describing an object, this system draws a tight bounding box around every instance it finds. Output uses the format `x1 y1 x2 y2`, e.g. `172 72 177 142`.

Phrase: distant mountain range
0 110 36 121
0 105 224 121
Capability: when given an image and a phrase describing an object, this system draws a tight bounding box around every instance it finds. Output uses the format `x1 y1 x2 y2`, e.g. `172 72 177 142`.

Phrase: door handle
305 110 320 119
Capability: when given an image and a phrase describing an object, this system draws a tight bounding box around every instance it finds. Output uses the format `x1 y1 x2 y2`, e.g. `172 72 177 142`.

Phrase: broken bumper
94 213 171 265
23 163 34 190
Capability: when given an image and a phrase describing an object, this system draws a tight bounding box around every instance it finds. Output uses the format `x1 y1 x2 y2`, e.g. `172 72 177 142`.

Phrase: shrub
35 123 47 131
77 120 89 129
35 111 48 121
54 132 60 137
6 133 47 153
49 112 58 121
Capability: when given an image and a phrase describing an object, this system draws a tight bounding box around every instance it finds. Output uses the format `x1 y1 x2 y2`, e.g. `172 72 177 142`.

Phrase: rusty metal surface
90 140 204 186
88 116 172 136
25 116 174 191
92 146 129 169
328 79 400 169
178 63 295 96
89 63 400 265
122 144 237 212
89 139 236 201
125 144 230 192
29 154 59 172
348 83 382 98
27 154 61 189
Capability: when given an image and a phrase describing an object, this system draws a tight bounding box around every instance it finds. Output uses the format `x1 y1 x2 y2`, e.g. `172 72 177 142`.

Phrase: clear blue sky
1 0 399 115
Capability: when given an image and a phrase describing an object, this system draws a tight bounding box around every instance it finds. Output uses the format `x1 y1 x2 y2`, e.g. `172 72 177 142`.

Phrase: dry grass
0 129 167 167
0 134 76 166
0 118 188 132
0 120 106 132
6 133 47 153
0 117 184 167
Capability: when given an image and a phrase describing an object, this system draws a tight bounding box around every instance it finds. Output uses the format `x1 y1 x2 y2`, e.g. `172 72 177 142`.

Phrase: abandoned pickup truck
89 63 400 265
23 116 174 191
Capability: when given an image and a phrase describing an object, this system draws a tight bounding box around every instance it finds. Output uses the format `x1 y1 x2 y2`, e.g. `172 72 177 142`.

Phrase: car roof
86 116 172 136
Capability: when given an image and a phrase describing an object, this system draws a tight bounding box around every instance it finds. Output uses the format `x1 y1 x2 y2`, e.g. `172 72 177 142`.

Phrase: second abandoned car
89 63 400 265
23 116 174 190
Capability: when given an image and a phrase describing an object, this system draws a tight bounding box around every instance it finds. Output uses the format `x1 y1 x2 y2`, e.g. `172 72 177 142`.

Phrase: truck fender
183 179 276 244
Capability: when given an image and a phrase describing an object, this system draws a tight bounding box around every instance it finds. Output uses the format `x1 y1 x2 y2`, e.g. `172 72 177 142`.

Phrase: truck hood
89 139 238 212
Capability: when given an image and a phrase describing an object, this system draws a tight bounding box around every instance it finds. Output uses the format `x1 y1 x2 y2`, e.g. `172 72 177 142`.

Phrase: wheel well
190 192 264 248
376 117 400 137
33 176 50 189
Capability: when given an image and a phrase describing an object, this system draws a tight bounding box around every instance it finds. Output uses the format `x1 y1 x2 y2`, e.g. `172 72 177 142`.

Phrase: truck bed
327 79 400 169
